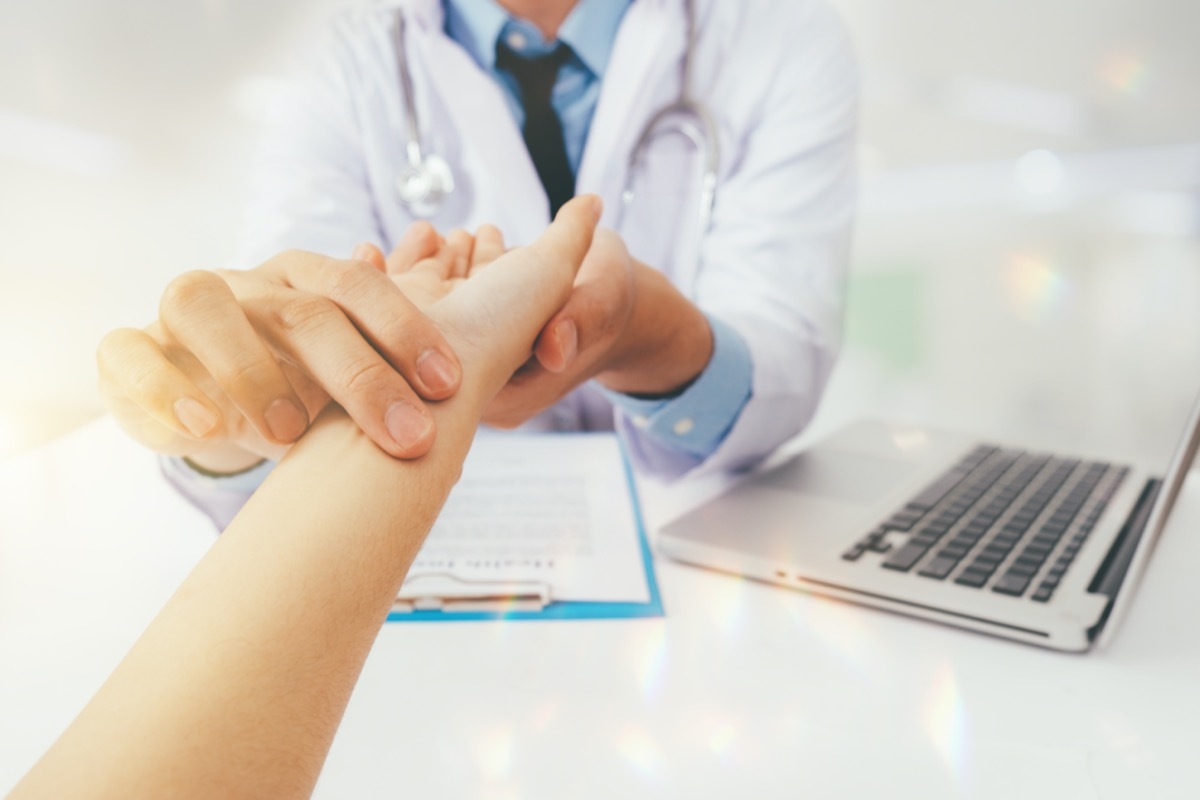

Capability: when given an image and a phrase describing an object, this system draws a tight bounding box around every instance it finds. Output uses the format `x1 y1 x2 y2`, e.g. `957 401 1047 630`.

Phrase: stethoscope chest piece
395 151 454 219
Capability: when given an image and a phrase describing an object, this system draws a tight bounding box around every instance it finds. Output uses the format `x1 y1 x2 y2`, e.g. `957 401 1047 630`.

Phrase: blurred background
1 0 1197 467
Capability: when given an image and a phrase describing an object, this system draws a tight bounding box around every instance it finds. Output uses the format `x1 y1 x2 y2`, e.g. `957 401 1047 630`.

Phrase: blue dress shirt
445 0 754 460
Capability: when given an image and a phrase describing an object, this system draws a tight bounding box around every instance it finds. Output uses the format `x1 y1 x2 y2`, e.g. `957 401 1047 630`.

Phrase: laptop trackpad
757 450 911 506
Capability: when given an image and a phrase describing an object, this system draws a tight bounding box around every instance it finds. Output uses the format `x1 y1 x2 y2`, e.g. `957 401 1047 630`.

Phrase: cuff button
672 417 695 436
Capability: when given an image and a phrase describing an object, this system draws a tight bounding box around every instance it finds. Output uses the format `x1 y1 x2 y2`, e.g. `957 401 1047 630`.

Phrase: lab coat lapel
576 0 687 224
404 10 549 244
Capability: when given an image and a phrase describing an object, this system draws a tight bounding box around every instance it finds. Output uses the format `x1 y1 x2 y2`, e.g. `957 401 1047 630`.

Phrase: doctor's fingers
260 255 463 400
97 326 226 451
233 283 442 459
157 270 313 448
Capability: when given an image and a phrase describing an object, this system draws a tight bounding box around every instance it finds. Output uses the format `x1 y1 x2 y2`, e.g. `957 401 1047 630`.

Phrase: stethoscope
391 0 719 231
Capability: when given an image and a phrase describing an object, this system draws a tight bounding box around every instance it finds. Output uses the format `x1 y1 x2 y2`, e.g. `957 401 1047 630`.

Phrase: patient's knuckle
214 358 274 400
160 270 224 317
273 294 338 337
377 305 430 350
336 357 394 397
126 361 174 407
96 327 138 367
322 259 375 300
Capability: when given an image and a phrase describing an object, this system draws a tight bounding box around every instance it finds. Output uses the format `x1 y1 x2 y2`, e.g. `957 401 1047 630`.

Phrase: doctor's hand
487 230 714 428
97 247 467 473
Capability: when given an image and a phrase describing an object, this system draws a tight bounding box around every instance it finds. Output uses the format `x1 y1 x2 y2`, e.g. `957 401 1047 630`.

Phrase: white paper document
397 433 650 607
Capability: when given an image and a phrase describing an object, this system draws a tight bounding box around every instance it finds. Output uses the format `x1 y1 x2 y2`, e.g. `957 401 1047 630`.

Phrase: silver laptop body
659 392 1200 652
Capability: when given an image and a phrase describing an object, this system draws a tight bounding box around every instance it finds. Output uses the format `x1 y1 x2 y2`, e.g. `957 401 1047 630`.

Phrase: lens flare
702 573 750 641
1004 252 1071 324
529 697 559 730
477 723 515 780
708 721 739 756
617 727 662 778
924 663 970 782
1100 52 1150 95
626 622 668 701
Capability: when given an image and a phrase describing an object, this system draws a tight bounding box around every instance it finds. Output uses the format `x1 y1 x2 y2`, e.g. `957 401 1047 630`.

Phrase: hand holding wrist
595 260 713 398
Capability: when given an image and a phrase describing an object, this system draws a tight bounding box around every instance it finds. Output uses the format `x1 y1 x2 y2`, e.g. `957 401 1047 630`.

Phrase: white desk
2 418 1199 799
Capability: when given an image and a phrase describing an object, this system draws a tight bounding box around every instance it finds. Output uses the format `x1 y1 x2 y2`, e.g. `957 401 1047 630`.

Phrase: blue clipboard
385 441 663 622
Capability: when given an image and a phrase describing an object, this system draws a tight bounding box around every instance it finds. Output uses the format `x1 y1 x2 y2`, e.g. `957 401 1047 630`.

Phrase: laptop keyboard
841 445 1129 602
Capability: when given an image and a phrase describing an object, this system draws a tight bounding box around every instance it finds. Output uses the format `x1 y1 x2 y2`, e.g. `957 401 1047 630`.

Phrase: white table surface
2 417 1199 799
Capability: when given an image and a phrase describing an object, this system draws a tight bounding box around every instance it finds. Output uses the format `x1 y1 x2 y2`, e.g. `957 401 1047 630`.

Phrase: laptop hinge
1086 477 1162 639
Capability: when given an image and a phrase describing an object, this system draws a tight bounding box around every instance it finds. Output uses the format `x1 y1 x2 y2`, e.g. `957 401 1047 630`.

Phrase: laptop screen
1096 388 1200 648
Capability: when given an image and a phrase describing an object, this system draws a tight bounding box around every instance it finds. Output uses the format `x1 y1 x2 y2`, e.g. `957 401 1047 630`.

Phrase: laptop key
972 552 1003 567
941 539 970 554
1031 585 1054 602
1006 563 1037 579
841 543 867 561
954 568 989 588
993 572 1032 596
882 541 928 572
918 556 958 580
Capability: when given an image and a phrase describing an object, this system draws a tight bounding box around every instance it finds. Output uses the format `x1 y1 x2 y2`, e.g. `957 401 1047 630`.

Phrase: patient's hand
374 217 709 432
366 197 603 404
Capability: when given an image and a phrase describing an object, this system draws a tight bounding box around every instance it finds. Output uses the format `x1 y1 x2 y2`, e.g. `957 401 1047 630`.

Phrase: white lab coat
238 0 858 479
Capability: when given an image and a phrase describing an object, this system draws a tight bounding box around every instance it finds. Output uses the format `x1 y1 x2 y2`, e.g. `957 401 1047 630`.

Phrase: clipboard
386 441 663 622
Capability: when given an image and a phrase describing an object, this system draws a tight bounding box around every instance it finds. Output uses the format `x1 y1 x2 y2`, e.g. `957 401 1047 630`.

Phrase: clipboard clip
393 573 552 613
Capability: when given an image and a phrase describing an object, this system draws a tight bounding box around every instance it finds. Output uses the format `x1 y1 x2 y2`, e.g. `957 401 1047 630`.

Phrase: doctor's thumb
534 316 579 374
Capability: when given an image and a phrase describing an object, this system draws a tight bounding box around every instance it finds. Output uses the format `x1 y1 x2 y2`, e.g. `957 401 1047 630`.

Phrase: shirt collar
444 0 633 78
558 0 633 77
443 1 510 70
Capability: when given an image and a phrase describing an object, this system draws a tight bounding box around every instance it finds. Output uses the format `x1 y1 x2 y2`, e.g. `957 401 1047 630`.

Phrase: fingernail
264 397 308 442
589 195 603 221
386 401 433 451
556 319 578 366
416 349 460 393
174 397 218 438
352 243 372 261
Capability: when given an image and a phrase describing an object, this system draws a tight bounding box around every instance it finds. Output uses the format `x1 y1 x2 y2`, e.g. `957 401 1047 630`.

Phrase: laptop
658 391 1200 652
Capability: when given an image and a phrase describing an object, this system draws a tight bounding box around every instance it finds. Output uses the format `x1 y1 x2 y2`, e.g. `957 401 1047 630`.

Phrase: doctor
97 0 857 525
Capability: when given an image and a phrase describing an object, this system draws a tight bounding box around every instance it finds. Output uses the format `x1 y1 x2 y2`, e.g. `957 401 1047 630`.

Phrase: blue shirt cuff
601 315 753 458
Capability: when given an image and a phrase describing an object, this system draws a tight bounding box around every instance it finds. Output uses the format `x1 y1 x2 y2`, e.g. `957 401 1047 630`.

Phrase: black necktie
496 41 575 218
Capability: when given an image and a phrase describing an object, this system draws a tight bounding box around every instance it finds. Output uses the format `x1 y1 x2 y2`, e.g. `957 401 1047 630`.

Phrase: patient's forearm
12 390 487 799
12 195 598 800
